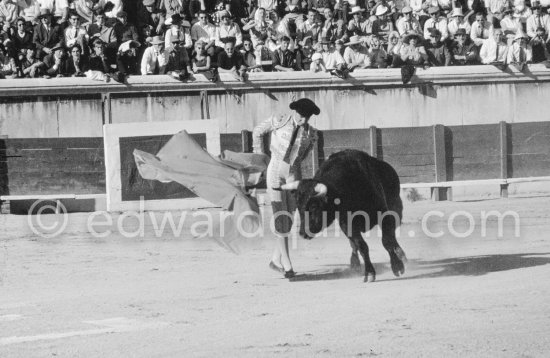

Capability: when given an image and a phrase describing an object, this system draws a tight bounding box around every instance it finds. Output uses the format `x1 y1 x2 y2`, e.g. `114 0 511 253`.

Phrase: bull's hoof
394 246 408 263
364 272 376 283
390 255 405 277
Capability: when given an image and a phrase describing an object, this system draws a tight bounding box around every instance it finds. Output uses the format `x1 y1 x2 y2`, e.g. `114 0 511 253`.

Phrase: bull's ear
281 181 300 191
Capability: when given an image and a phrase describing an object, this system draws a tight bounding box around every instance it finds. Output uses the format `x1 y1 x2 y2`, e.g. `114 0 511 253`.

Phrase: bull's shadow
290 253 550 282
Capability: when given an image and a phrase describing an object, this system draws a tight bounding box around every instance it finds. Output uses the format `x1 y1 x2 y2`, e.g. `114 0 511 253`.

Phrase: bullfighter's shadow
290 253 550 282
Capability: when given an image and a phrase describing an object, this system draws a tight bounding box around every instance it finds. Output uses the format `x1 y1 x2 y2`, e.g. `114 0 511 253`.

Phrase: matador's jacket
252 113 318 170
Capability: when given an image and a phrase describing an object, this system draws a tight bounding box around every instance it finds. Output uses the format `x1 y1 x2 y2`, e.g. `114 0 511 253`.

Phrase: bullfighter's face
292 180 330 239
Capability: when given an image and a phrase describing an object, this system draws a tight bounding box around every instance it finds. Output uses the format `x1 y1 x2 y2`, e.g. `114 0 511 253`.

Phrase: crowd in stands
0 0 549 82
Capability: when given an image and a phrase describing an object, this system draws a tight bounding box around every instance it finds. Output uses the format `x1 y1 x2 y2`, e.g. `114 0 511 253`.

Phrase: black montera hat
289 98 321 118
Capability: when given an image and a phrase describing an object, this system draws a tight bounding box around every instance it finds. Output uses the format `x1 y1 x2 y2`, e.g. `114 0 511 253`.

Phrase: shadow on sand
289 253 550 282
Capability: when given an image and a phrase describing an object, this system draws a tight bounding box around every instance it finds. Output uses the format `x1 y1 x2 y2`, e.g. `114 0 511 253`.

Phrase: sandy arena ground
1 195 550 358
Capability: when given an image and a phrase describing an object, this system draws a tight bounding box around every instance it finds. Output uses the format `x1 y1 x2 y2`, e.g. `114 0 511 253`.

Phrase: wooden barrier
1 121 549 203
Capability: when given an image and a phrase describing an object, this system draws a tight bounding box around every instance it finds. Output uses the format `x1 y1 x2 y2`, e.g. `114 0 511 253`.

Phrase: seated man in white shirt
526 1 550 39
423 6 449 42
215 10 242 48
480 28 509 64
507 32 532 70
396 6 421 36
65 12 88 50
470 12 493 46
343 35 369 70
191 11 218 58
141 35 167 74
319 36 347 77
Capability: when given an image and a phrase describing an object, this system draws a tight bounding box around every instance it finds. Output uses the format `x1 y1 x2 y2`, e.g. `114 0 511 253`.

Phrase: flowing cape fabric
133 130 269 252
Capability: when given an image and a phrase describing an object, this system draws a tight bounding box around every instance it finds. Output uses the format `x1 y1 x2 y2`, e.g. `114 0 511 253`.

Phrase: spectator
320 8 345 44
400 32 428 65
0 43 16 77
396 6 421 36
164 13 192 49
105 0 124 20
372 5 394 45
89 37 112 73
296 9 321 44
526 2 549 39
217 36 247 80
87 10 117 47
450 28 479 65
43 42 68 77
387 30 403 66
479 28 509 64
74 0 104 25
165 35 192 80
191 10 218 57
21 43 45 77
423 6 449 42
241 37 260 70
343 34 369 70
346 6 373 39
33 9 63 59
11 17 33 54
17 0 41 23
0 0 19 26
136 0 164 36
319 36 346 73
500 7 520 41
140 35 166 74
36 0 69 25
512 0 531 26
297 36 314 70
243 8 278 49
65 43 90 76
215 10 243 47
65 12 88 51
447 8 471 39
116 39 139 78
309 0 331 14
191 39 217 81
486 0 509 26
272 35 301 71
507 31 532 69
159 0 189 25
309 51 326 72
367 33 389 68
113 10 139 45
470 12 492 46
425 28 451 66
458 0 486 20
265 11 292 50
530 26 549 62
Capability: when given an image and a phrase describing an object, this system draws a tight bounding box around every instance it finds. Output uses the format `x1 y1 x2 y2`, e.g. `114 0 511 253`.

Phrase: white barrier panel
103 119 221 212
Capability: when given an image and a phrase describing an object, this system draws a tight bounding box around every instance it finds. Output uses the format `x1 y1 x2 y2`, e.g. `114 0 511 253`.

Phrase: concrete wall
1 64 550 138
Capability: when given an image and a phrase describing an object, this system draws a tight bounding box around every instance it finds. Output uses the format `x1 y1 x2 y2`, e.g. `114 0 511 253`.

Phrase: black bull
281 149 407 282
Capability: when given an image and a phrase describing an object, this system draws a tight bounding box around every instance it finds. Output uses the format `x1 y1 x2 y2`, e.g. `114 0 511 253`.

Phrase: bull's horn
314 183 328 197
281 181 300 190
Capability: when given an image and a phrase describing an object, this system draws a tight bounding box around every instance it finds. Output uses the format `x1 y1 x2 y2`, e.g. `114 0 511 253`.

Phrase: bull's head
282 179 333 239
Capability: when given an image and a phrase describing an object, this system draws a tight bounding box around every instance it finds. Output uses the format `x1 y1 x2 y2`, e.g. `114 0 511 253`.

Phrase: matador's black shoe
284 269 296 279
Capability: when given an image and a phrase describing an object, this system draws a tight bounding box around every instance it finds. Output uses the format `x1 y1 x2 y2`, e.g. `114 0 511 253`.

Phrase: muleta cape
133 130 269 251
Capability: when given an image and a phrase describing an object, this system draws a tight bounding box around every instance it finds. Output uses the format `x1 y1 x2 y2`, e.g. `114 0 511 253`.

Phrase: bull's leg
348 239 361 273
351 233 376 283
380 210 407 277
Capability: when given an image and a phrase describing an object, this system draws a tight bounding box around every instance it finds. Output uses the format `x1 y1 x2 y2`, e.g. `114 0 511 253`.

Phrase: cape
133 130 269 252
